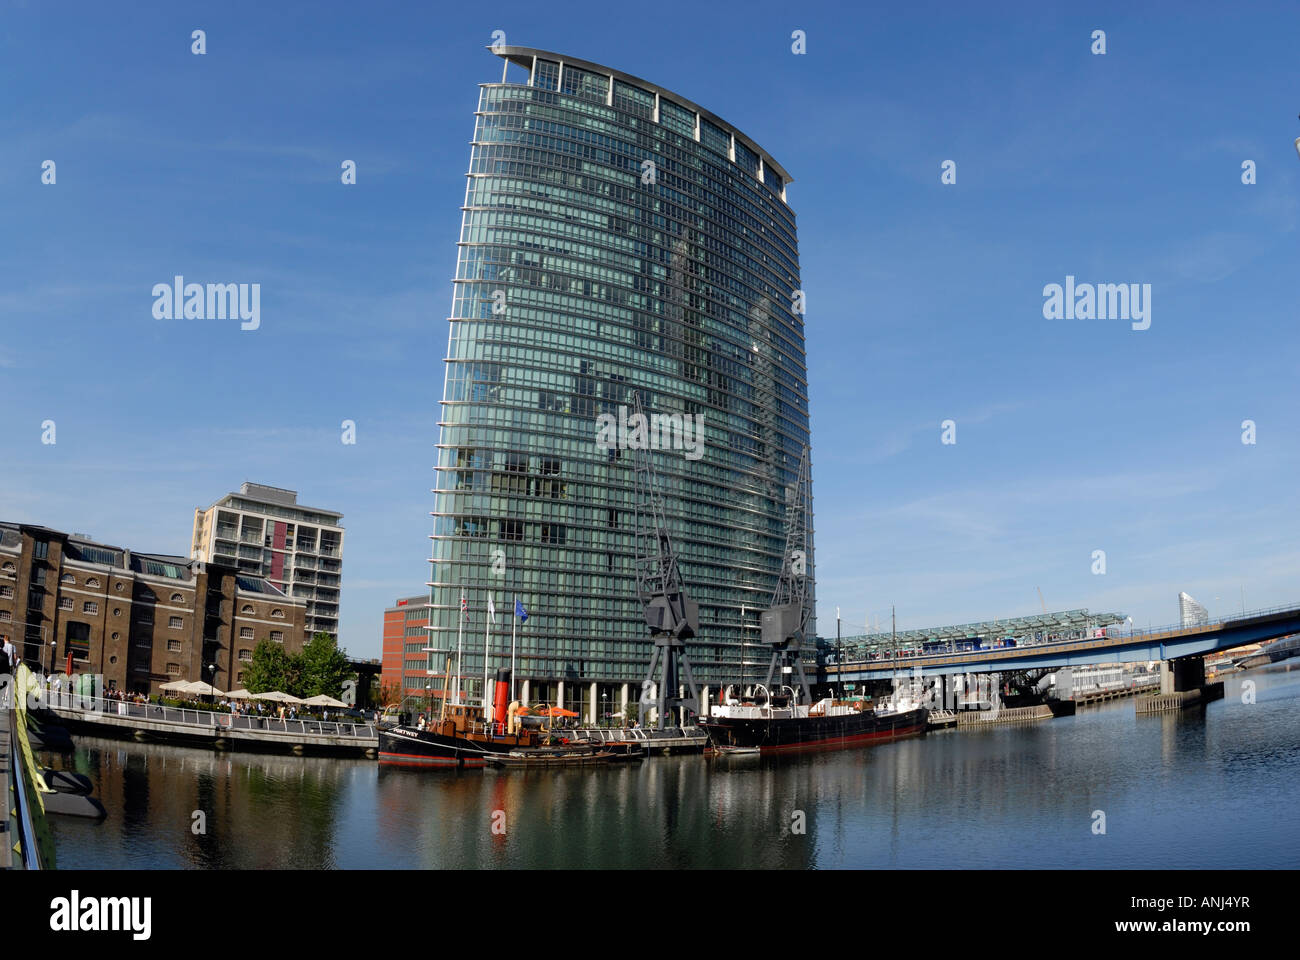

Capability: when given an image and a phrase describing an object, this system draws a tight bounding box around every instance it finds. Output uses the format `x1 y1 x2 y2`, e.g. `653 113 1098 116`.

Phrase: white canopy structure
301 694 347 708
251 690 303 705
182 680 225 697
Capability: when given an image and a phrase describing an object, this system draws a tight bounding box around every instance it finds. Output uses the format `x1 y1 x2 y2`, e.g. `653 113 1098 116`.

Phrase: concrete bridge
828 602 1300 697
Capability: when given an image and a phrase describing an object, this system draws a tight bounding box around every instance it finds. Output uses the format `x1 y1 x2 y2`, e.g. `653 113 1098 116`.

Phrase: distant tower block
1179 592 1209 627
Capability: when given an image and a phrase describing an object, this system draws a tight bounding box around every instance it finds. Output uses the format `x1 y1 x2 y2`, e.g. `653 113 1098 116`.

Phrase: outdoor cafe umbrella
539 707 579 717
301 692 348 707
159 679 192 692
301 694 348 708
224 689 253 700
252 690 303 705
182 680 226 697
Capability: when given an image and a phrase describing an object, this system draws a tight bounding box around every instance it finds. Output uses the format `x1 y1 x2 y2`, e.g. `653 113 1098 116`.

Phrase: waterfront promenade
39 693 377 757
1 708 10 869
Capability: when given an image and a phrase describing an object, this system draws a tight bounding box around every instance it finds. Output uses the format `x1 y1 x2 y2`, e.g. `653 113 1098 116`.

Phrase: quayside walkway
38 693 377 758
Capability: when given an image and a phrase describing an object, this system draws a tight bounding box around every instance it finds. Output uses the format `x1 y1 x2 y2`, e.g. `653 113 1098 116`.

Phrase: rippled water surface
47 664 1300 868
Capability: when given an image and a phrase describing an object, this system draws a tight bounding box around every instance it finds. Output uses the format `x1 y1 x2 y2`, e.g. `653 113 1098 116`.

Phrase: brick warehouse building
0 521 306 695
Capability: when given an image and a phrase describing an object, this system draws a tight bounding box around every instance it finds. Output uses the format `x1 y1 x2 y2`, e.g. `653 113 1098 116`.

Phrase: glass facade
425 48 813 702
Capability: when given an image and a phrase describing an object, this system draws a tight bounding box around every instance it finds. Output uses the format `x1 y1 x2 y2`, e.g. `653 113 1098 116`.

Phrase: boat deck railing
41 692 377 740
560 725 704 742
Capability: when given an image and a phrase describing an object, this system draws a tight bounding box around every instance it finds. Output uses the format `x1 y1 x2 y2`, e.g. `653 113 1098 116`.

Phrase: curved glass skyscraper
425 46 813 716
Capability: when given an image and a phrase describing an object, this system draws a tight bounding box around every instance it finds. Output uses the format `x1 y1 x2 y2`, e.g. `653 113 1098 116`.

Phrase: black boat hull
700 707 929 753
379 726 527 769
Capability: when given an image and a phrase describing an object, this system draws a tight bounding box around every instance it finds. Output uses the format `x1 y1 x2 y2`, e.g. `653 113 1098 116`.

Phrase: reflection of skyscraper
1179 591 1209 626
422 47 813 714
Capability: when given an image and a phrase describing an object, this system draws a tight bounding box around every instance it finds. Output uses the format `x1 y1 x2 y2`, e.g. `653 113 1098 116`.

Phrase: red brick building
381 595 439 705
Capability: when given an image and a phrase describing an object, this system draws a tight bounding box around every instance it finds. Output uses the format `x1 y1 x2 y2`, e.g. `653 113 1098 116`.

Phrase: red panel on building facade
270 522 286 585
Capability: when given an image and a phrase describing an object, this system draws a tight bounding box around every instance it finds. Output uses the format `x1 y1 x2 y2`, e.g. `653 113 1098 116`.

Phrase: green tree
243 640 294 695
299 632 350 699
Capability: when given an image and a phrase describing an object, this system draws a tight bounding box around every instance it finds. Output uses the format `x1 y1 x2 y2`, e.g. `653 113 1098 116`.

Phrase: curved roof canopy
489 45 794 190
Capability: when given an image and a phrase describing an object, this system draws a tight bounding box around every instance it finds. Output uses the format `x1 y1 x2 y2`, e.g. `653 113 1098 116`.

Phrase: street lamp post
48 639 56 675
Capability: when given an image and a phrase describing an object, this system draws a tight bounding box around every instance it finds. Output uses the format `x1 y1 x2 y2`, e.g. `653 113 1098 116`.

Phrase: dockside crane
630 391 700 729
761 444 813 703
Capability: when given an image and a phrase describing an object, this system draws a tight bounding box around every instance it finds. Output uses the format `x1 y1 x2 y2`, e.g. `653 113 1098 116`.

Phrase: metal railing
9 726 46 869
41 692 376 740
837 600 1300 668
559 725 703 742
8 724 46 869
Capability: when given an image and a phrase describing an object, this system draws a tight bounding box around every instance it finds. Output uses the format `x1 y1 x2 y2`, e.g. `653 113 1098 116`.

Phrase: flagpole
456 587 465 705
511 594 518 702
483 593 493 722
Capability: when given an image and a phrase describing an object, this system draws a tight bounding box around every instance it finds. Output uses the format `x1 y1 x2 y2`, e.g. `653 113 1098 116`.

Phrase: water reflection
48 664 1300 869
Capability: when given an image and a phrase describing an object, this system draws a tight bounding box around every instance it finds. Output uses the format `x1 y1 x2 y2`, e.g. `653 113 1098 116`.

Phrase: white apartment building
192 482 343 641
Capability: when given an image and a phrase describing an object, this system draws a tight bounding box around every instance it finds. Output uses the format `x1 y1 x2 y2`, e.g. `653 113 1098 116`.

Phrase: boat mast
482 594 493 722
439 655 451 724
455 587 465 705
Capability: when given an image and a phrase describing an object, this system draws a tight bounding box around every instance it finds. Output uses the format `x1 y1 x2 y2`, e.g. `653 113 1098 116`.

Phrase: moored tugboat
700 683 928 754
379 668 545 769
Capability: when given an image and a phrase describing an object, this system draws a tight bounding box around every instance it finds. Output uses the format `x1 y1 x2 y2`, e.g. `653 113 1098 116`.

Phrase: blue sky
2 0 1298 657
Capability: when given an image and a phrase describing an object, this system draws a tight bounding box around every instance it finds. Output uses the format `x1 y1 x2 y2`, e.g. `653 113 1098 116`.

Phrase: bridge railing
38 692 377 740
836 600 1300 668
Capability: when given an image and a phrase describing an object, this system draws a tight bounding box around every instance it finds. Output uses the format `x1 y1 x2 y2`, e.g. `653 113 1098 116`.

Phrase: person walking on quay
1 634 15 675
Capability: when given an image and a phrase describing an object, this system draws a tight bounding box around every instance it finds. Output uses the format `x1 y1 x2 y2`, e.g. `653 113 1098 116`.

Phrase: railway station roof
829 609 1127 649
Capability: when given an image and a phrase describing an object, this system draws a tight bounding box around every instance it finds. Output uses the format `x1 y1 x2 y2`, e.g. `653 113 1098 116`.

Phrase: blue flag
515 598 529 622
